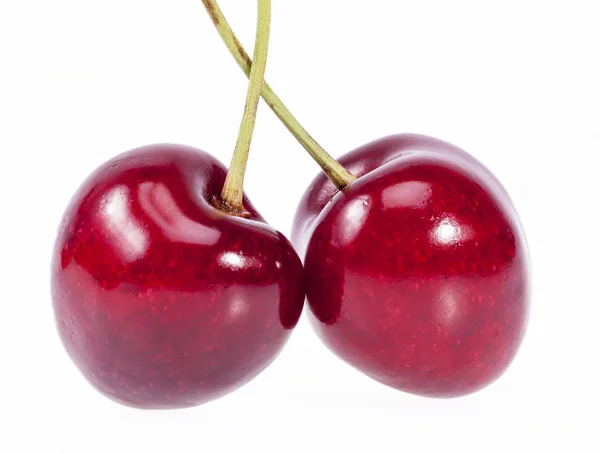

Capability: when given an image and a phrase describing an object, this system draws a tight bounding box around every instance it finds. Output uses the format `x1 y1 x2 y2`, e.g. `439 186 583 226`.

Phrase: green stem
220 0 271 211
201 0 357 188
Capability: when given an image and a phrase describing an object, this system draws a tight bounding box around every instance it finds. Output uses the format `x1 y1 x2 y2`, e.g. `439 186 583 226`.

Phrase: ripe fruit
292 134 530 397
52 145 304 408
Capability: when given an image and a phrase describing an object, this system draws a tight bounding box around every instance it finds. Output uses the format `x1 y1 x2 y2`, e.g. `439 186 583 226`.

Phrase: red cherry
292 134 530 398
52 144 304 409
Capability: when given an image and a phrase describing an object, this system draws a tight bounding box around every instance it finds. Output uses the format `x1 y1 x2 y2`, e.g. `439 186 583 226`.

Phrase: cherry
52 145 304 408
291 134 530 397
50 0 303 408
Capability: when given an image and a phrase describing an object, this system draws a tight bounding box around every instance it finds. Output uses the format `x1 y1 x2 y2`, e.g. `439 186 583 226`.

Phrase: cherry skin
292 134 530 398
52 144 304 409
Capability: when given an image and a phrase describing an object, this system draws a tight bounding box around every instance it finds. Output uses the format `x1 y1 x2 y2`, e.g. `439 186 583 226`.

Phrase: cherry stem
200 0 357 189
220 0 271 211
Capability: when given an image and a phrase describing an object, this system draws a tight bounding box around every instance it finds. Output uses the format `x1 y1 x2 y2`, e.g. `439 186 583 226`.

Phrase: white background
1 0 598 452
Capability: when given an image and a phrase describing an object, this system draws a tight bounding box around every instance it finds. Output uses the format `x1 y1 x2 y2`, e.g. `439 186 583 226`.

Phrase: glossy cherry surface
292 134 530 398
52 144 304 409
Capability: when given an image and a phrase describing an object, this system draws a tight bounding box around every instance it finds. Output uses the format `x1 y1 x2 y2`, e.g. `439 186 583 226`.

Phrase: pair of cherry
51 0 530 409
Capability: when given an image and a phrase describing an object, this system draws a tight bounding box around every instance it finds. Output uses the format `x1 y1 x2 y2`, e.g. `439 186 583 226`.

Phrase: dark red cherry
52 144 304 409
292 134 530 398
